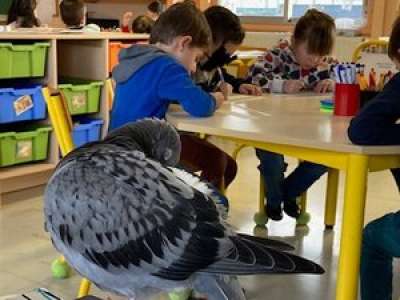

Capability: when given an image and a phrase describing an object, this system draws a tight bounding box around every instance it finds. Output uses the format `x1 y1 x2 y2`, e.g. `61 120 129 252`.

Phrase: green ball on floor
253 212 268 226
296 212 311 226
168 289 192 300
51 259 71 279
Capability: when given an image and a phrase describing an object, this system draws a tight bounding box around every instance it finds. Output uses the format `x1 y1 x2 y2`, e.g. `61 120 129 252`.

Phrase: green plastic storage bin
58 80 104 115
0 43 50 79
0 125 52 167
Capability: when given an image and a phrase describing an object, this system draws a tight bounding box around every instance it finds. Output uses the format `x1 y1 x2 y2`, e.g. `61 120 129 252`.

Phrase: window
218 0 285 17
219 0 365 25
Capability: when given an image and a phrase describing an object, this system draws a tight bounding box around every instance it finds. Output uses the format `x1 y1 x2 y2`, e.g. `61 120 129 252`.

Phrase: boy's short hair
60 0 85 27
388 16 400 61
293 9 336 56
204 5 245 47
150 3 211 49
132 15 154 34
148 1 163 15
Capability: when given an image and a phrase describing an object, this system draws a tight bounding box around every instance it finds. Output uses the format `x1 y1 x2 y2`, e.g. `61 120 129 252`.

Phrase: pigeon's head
107 119 181 166
147 119 181 166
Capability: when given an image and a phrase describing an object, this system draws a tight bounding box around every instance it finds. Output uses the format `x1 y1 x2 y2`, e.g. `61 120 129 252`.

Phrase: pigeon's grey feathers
44 119 324 299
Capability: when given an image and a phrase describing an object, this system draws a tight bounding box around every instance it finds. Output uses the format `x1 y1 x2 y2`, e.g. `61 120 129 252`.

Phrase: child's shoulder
262 39 294 63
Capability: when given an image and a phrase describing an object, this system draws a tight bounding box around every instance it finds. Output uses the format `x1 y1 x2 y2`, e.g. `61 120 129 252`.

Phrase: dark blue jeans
255 149 327 208
361 211 400 300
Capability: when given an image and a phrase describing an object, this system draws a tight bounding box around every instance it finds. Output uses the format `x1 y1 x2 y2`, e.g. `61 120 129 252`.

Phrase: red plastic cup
334 83 360 116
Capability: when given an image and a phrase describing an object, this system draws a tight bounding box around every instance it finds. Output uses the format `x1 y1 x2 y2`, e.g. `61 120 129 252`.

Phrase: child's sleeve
307 57 337 87
157 63 216 117
348 74 400 145
248 48 285 93
221 68 248 93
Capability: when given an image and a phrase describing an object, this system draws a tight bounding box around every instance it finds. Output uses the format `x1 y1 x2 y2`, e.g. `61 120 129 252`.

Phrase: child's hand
239 84 263 96
218 82 233 99
314 79 334 94
122 11 134 27
283 80 305 94
211 92 226 109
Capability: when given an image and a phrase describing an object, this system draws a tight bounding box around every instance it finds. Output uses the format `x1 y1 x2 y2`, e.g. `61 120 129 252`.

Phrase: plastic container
0 85 46 124
0 125 52 167
0 42 50 79
72 117 104 148
58 79 104 115
109 42 132 72
334 83 360 116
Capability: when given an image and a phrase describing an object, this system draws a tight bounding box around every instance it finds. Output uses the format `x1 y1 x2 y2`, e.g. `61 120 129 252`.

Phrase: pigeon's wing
168 166 230 219
45 148 233 281
45 147 323 284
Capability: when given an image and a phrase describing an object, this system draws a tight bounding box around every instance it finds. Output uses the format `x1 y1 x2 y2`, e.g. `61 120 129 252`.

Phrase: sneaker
283 199 300 219
266 204 283 221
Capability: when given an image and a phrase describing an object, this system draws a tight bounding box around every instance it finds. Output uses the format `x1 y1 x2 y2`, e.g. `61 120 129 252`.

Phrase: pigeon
44 119 324 300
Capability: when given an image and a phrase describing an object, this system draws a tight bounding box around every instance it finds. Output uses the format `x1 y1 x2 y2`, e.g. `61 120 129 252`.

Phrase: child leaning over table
248 9 337 221
348 15 400 300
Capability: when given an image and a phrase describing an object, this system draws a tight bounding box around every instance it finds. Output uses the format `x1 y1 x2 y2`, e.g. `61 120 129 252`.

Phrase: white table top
167 93 400 155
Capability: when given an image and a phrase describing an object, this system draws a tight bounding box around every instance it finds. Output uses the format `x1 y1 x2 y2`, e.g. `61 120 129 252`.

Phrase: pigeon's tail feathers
204 234 324 275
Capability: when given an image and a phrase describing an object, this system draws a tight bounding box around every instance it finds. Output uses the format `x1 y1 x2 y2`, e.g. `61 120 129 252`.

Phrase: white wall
36 0 57 25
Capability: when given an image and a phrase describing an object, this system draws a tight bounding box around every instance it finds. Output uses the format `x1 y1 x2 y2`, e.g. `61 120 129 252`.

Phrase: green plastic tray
0 43 50 79
58 80 104 115
0 125 52 167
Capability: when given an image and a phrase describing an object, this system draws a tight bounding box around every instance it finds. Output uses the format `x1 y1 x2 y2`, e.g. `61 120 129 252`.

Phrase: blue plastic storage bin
72 118 104 148
0 85 46 124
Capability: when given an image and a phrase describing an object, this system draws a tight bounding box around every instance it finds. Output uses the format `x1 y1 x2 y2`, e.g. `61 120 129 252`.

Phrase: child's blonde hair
293 9 336 56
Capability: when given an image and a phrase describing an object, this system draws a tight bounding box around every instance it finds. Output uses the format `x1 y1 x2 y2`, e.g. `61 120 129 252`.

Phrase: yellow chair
43 88 93 298
352 39 388 62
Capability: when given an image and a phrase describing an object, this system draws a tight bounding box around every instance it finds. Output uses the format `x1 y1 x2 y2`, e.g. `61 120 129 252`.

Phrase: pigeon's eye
164 148 173 162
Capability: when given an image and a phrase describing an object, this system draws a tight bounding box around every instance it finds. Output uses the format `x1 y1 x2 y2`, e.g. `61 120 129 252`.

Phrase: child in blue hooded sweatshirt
110 2 237 190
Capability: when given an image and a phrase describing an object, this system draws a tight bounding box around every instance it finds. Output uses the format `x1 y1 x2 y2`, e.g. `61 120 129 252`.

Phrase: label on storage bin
16 141 32 159
14 95 33 116
71 93 87 110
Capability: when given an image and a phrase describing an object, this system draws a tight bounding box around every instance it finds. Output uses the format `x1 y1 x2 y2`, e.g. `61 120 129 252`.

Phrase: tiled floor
0 141 399 299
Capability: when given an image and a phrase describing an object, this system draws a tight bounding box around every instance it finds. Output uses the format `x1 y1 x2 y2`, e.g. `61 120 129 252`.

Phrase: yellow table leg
232 144 248 161
254 175 268 226
77 278 92 298
336 154 368 300
296 192 311 226
325 168 339 229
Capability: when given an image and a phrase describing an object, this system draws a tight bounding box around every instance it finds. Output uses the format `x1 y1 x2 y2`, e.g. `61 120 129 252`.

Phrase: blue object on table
0 85 46 124
72 117 104 148
320 99 334 107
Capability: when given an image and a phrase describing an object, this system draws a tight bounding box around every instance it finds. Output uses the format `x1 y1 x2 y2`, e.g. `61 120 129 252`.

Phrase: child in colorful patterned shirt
250 9 336 94
249 9 336 220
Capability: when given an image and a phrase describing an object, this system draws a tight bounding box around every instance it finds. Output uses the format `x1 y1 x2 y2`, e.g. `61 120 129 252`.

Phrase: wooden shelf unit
0 32 148 206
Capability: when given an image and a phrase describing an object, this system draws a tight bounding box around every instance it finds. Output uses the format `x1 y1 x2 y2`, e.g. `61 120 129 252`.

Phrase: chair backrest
42 88 75 157
352 39 396 77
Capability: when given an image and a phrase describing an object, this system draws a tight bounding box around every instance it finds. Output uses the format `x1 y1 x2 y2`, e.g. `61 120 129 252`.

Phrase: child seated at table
132 15 154 34
248 9 337 220
195 5 262 96
7 0 40 28
348 16 400 300
110 2 237 190
60 0 100 32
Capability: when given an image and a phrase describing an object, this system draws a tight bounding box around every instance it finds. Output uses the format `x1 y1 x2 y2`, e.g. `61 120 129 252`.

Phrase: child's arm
249 49 284 92
348 74 400 145
158 64 219 117
221 68 246 92
220 68 262 95
309 57 337 93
